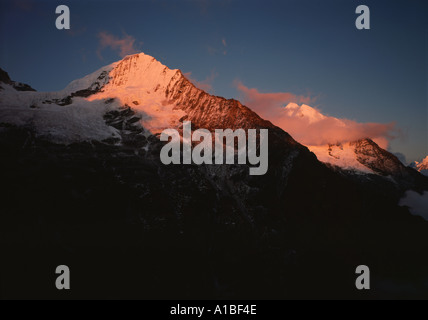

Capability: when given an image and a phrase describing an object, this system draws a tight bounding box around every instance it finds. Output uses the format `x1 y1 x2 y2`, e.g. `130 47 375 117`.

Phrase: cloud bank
399 191 428 221
236 81 397 148
235 81 314 116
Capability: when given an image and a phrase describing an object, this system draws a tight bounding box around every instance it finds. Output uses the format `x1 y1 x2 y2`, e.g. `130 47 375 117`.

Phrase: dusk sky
0 0 427 162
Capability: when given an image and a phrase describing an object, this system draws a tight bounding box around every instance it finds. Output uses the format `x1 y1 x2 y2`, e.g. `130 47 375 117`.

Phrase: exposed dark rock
71 89 99 98
0 68 36 91
13 82 36 92
57 96 73 106
103 106 147 148
0 68 13 84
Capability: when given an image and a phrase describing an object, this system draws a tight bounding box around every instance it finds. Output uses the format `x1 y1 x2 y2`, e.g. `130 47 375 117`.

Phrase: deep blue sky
0 0 427 162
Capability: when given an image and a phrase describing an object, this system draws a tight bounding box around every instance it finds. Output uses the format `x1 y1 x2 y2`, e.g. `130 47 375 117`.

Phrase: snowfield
0 83 121 144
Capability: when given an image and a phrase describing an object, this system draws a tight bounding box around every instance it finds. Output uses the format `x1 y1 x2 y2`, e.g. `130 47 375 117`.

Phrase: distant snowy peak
284 103 327 124
411 156 428 176
308 142 374 174
351 139 408 176
283 102 408 176
308 139 408 176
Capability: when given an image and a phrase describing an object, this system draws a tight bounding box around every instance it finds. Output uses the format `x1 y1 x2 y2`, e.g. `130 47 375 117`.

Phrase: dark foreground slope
1 123 428 299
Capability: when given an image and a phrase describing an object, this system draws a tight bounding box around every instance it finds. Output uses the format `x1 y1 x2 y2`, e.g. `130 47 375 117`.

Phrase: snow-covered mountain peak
281 102 409 175
416 156 428 167
308 142 375 174
284 103 327 124
60 52 179 97
308 138 408 176
103 52 179 89
84 52 185 133
411 156 428 176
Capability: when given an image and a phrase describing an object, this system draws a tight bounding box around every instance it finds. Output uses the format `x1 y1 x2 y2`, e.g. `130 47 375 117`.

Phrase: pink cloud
97 31 140 59
236 81 398 147
280 115 397 147
184 70 218 93
235 81 314 117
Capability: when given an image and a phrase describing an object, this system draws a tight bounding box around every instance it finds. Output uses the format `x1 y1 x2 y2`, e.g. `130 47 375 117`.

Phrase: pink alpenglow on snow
412 156 428 176
87 53 187 134
237 82 397 148
236 82 398 172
